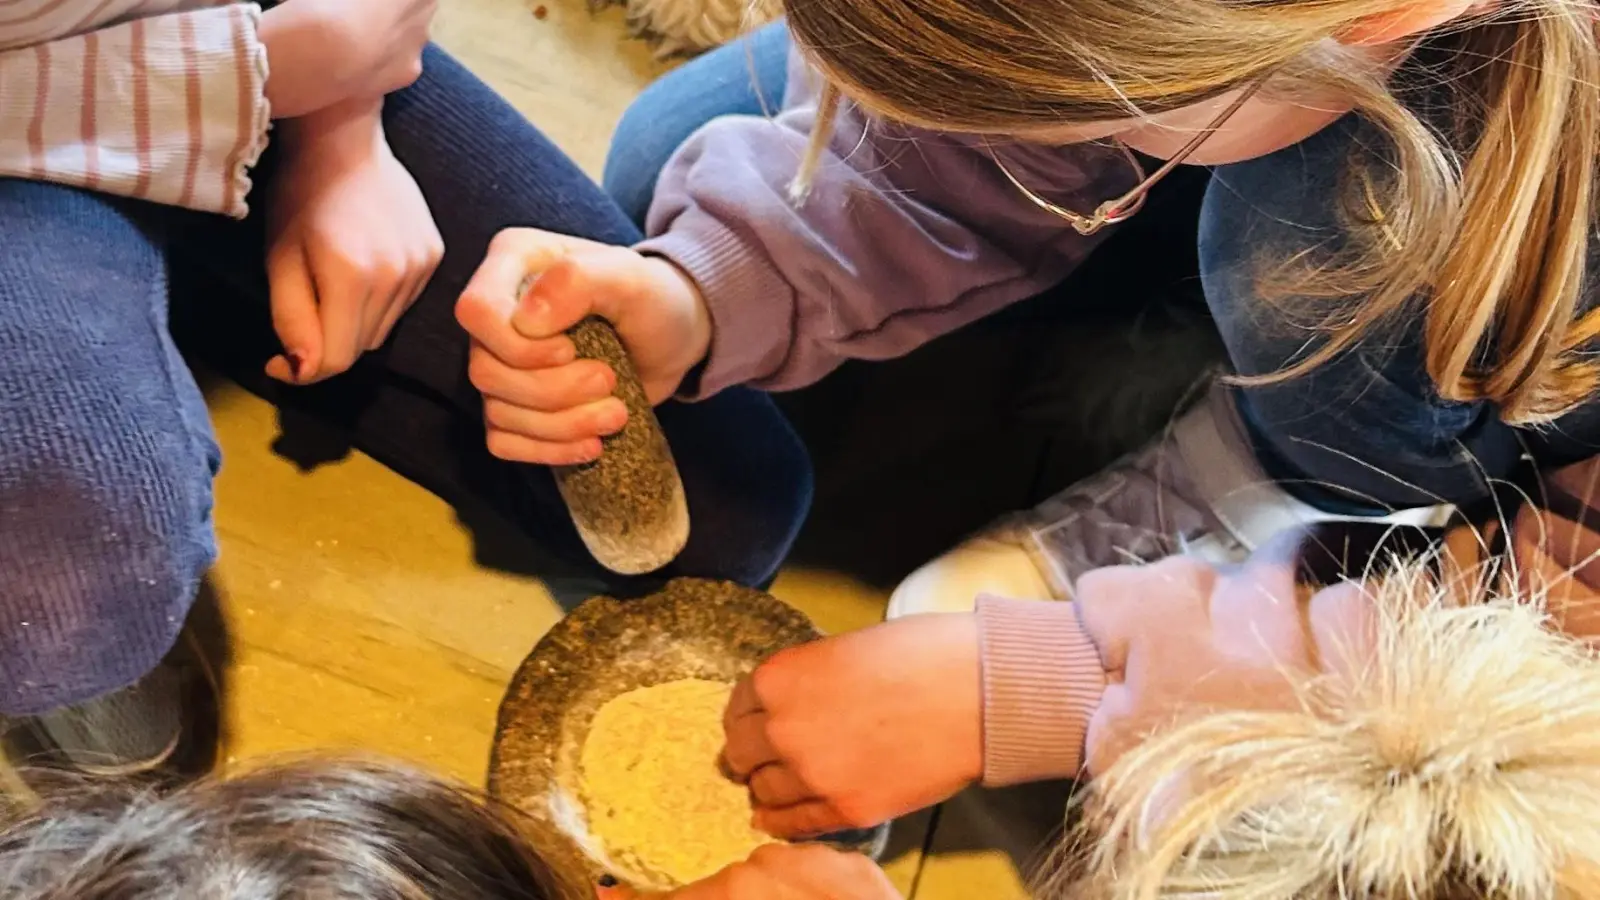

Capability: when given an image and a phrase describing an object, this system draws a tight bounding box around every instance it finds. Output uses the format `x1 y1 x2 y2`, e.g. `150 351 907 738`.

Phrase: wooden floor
209 0 1053 895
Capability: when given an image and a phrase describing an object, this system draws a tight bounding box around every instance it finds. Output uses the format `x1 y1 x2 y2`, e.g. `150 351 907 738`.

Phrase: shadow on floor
171 576 236 777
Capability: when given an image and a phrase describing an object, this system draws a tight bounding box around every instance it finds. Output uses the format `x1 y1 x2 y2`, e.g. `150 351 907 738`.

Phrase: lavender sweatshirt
637 48 1132 398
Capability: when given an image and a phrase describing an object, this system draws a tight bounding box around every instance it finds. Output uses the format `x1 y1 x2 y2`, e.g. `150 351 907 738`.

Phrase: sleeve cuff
138 4 269 216
975 596 1108 787
636 211 794 400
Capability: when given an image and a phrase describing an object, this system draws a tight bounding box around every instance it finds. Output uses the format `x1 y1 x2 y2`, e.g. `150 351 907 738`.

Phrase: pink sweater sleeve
971 532 1352 788
0 5 270 217
974 596 1107 786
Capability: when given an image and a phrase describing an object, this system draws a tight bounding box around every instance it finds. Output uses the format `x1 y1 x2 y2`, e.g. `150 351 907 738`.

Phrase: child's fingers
754 799 846 840
266 239 324 384
719 710 780 782
748 764 814 809
483 429 602 467
467 353 616 410
482 397 627 444
511 256 601 340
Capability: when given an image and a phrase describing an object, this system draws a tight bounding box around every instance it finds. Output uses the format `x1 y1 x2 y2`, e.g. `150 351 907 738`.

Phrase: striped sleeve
0 4 270 218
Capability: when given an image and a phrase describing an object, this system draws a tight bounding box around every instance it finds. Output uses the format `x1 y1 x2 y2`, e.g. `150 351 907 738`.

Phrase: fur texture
598 0 778 56
1049 559 1600 899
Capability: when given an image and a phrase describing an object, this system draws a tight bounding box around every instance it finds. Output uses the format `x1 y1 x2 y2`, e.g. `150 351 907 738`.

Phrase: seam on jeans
139 211 219 568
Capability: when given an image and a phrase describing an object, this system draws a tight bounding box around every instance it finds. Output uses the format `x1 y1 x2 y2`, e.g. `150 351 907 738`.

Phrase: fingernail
597 875 618 888
578 439 604 463
600 406 628 434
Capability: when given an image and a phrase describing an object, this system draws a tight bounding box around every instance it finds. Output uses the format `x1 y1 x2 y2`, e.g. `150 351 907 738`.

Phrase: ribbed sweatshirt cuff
975 596 1107 787
636 213 793 400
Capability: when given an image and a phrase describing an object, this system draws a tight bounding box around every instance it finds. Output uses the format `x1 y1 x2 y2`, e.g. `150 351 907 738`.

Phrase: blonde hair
1045 564 1600 899
782 0 1600 424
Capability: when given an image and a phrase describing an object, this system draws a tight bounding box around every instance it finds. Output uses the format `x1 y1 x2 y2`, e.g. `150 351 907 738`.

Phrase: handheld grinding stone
555 316 690 575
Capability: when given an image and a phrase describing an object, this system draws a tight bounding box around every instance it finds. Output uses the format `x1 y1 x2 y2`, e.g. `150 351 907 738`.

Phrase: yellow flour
579 679 776 885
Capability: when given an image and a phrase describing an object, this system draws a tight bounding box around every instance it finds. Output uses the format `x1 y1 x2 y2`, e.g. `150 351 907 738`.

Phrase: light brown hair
783 0 1600 424
0 757 559 899
1044 563 1600 898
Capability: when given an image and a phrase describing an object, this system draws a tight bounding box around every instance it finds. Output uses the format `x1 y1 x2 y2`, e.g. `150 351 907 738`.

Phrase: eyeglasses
992 75 1272 236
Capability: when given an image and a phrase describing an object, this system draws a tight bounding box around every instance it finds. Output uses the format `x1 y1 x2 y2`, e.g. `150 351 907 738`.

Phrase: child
689 459 1600 898
0 755 888 900
0 757 561 898
8 613 1585 900
460 0 1600 618
0 1 807 780
588 518 1600 899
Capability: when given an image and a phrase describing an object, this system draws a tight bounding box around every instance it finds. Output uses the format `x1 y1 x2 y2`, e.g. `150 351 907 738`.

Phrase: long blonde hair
1045 563 1600 898
782 0 1600 424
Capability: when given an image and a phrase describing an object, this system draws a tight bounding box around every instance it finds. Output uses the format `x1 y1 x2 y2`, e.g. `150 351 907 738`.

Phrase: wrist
644 255 713 373
945 613 987 785
278 97 385 161
258 3 306 118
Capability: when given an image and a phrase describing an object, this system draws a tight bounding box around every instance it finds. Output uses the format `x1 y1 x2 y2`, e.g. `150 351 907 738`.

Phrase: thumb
266 238 324 383
510 255 602 340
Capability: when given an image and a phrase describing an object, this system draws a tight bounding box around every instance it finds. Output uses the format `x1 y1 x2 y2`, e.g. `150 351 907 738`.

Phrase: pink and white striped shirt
0 0 269 217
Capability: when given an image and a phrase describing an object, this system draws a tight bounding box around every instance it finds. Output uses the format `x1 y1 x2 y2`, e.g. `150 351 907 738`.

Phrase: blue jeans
0 46 811 715
611 23 1600 516
604 23 791 226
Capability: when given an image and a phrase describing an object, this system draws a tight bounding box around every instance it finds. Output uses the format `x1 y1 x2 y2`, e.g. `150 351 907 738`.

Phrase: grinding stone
488 578 888 896
554 317 690 576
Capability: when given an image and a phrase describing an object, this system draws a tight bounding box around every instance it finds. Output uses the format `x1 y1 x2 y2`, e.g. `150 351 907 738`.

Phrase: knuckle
830 796 876 829
748 844 789 866
749 649 798 702
746 661 782 708
488 228 531 257
764 724 819 783
321 347 356 376
326 15 363 51
724 866 763 894
371 257 404 284
453 293 480 328
481 400 512 431
466 354 496 393
588 401 623 434
484 430 521 461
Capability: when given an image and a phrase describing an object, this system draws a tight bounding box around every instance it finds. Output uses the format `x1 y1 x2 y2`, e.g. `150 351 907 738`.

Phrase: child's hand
595 845 903 900
720 614 983 839
454 230 711 465
260 0 436 119
265 100 443 384
1079 538 1375 778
